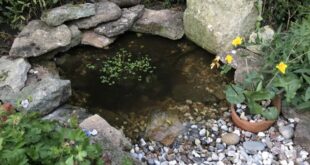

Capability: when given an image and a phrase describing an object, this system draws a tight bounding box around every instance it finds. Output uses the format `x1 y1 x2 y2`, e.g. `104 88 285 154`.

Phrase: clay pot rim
230 95 281 133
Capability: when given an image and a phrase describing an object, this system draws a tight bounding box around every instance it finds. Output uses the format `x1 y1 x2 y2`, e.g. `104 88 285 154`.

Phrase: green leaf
296 101 310 111
305 87 310 101
247 99 263 115
76 151 87 161
245 90 275 101
261 107 279 120
256 81 263 91
0 138 3 151
225 84 245 104
302 74 310 84
273 74 302 102
65 156 74 165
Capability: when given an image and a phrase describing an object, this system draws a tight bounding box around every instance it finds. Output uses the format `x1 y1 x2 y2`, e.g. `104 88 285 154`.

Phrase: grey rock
43 104 90 124
94 5 144 37
145 112 185 146
184 0 258 54
79 114 131 150
9 20 71 58
0 56 30 92
243 141 266 152
279 125 294 139
108 0 141 7
222 133 240 145
59 24 82 52
131 9 184 40
75 1 121 29
81 30 116 48
41 3 96 26
3 77 71 115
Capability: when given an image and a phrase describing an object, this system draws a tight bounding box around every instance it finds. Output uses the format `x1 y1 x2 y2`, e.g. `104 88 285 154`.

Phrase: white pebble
191 125 198 129
257 132 265 137
140 138 146 146
199 129 206 136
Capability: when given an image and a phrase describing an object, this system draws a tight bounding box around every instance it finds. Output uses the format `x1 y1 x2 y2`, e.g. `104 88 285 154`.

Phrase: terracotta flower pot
231 95 281 133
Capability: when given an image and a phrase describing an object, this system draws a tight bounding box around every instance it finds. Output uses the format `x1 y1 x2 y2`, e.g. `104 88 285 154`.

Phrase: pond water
56 32 231 140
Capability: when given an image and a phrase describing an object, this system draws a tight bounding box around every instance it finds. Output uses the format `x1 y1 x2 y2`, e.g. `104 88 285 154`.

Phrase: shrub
0 108 103 165
262 0 310 30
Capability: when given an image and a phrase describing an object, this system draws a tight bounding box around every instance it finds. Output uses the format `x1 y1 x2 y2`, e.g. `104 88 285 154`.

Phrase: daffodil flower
232 36 243 47
276 61 288 74
225 54 233 64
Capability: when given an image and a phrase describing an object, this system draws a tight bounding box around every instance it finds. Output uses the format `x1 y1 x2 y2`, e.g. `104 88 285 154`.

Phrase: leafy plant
262 0 310 30
262 16 310 110
0 106 103 165
88 49 155 86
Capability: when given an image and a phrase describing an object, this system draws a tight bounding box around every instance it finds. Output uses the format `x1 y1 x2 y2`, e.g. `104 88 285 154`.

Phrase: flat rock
0 56 30 92
108 0 141 7
81 31 116 48
243 141 266 152
79 114 131 150
75 1 121 29
131 9 184 40
43 104 90 124
9 20 71 58
41 3 96 26
222 133 240 145
145 112 185 146
94 5 144 37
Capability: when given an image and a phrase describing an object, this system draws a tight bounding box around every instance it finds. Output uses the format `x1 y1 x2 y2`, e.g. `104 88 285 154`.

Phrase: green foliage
121 156 134 165
88 49 155 86
225 84 279 120
262 0 310 30
0 0 59 29
262 16 310 110
0 111 103 165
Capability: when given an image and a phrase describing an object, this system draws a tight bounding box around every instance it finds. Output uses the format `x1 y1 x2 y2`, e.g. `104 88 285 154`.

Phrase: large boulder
79 114 131 150
108 0 141 7
75 1 122 29
94 5 144 37
131 9 184 40
145 112 185 146
9 20 71 58
41 3 96 26
81 31 116 48
183 0 258 54
0 56 30 92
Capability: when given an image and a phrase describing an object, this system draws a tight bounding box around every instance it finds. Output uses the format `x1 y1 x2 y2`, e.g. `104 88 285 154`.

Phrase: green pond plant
87 48 155 86
0 103 104 165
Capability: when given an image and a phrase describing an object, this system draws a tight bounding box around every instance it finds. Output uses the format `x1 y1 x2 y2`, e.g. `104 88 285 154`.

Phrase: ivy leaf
273 74 302 102
225 84 245 104
261 107 279 120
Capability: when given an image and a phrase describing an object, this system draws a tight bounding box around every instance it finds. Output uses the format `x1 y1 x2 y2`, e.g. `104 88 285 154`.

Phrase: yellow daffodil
276 61 288 74
232 36 243 47
225 54 233 64
210 56 221 69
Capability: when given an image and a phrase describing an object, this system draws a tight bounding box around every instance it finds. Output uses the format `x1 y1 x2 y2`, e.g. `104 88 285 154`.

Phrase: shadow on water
56 32 231 139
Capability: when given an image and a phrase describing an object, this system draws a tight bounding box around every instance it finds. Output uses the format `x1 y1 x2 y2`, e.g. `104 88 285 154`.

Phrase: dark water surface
56 32 230 139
